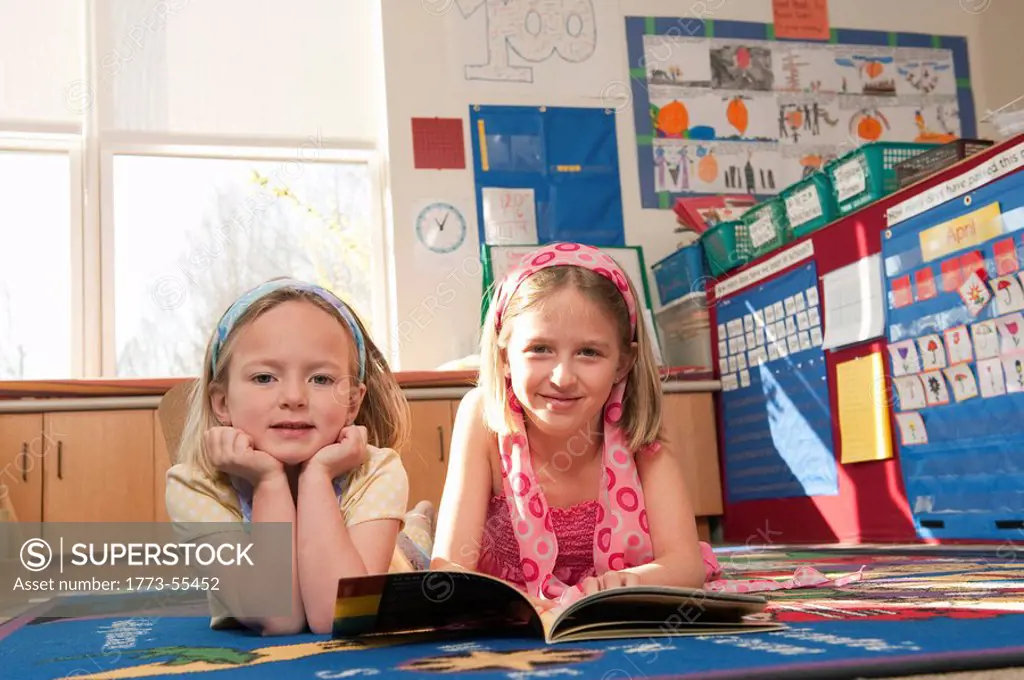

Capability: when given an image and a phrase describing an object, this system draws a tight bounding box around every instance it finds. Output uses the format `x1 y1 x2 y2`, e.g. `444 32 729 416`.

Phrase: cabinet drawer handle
20 443 27 481
436 426 444 463
57 441 63 480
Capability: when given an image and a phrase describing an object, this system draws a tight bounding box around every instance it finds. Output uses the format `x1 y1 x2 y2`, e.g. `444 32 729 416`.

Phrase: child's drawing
711 44 774 91
917 334 947 371
1001 353 1024 393
971 320 1000 360
895 412 928 446
896 48 956 97
943 325 974 365
834 49 896 95
977 358 1007 398
643 35 713 88
922 370 950 406
777 97 842 145
773 44 845 93
888 339 922 377
943 365 979 402
991 275 1024 315
997 313 1024 354
894 375 927 410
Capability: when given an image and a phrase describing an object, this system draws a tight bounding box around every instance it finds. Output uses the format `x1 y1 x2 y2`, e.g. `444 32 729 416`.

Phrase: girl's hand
578 570 641 597
204 427 284 486
304 425 368 480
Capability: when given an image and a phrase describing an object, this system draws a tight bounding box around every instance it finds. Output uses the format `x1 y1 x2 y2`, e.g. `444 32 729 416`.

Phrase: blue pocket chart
469 105 625 247
716 261 837 504
881 163 1024 541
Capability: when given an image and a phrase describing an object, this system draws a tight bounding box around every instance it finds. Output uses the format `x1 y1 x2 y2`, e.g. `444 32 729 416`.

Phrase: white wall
380 0 991 371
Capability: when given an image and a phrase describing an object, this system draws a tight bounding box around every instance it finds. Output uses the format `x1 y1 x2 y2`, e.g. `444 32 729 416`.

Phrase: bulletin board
880 144 1024 540
468 105 625 246
624 16 977 209
714 260 837 504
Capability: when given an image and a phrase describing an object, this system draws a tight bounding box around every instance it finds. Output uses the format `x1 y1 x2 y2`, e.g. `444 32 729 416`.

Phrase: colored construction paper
772 0 831 41
412 117 466 170
836 352 894 464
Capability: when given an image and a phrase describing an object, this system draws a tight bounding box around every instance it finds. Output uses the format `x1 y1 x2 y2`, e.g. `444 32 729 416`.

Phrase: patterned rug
3 545 1024 679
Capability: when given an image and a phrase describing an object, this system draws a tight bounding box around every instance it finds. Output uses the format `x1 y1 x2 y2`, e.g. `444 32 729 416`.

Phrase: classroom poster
626 17 976 208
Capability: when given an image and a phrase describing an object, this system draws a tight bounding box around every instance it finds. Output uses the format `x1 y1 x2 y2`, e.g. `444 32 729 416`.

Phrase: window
0 0 388 379
0 148 76 379
107 149 382 378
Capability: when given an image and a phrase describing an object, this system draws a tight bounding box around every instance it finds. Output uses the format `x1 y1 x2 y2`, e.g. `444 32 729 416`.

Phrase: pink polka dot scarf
492 242 654 603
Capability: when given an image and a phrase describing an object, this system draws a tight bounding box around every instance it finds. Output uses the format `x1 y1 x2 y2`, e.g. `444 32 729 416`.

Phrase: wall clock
416 201 467 254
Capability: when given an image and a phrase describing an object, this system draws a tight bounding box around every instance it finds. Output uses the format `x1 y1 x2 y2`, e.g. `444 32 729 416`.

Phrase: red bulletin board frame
706 135 1024 545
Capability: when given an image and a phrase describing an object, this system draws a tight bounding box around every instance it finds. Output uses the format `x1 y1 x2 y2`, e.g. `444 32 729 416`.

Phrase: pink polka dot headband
493 242 638 339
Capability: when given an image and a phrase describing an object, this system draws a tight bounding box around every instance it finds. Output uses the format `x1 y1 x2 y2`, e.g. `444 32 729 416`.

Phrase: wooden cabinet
0 410 155 523
662 393 723 517
399 400 459 512
0 414 44 522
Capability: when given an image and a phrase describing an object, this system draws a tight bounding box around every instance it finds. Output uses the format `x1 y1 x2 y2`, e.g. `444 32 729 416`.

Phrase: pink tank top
477 495 599 591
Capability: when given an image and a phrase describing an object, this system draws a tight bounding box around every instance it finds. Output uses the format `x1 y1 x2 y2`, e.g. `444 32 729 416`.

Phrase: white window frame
0 131 85 378
96 135 393 377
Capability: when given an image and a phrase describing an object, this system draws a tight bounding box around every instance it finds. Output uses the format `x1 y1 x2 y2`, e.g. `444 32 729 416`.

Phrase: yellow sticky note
837 352 894 464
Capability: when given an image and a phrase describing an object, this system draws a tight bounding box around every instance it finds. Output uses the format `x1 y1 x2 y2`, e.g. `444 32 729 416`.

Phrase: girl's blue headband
210 278 367 382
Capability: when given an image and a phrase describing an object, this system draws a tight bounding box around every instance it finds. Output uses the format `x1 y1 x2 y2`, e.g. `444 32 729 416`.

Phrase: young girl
432 243 859 609
166 278 430 636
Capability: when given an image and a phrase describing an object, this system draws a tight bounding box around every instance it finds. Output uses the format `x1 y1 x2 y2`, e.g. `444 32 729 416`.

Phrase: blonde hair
176 287 410 479
478 265 663 454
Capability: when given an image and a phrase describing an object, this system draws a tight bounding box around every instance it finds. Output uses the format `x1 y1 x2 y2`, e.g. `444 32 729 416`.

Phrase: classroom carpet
3 544 1024 679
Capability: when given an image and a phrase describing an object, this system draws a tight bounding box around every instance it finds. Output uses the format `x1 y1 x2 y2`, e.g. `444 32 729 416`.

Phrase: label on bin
748 213 776 249
785 185 823 227
833 158 866 202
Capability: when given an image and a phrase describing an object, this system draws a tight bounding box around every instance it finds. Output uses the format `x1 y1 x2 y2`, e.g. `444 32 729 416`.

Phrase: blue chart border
624 17 977 210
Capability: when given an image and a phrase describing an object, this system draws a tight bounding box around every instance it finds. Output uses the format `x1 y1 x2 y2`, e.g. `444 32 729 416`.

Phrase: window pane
0 151 72 379
112 154 376 378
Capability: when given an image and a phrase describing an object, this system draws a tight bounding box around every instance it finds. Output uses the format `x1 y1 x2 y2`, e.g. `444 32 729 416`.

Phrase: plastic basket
741 198 790 259
780 172 839 238
895 139 994 188
652 243 707 306
700 220 750 277
825 142 937 215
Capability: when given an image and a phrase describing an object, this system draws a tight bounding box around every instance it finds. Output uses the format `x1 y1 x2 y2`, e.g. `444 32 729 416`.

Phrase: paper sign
833 157 866 202
888 339 921 377
943 365 978 402
943 325 973 365
894 375 927 411
917 334 947 371
997 312 1024 353
977 358 1006 398
921 371 950 406
895 412 928 446
992 274 1024 314
482 188 539 245
1002 353 1024 393
959 270 992 317
772 0 831 41
836 353 894 464
918 202 1002 263
972 320 1000 360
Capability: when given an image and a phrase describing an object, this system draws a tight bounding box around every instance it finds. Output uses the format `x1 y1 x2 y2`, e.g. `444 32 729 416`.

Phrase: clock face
416 202 467 254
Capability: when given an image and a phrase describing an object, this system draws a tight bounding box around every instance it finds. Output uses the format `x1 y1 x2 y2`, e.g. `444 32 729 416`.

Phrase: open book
332 570 783 643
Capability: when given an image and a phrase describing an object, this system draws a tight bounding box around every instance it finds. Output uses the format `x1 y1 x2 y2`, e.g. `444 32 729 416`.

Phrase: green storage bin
701 220 751 277
741 198 790 259
825 141 937 215
781 172 839 238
